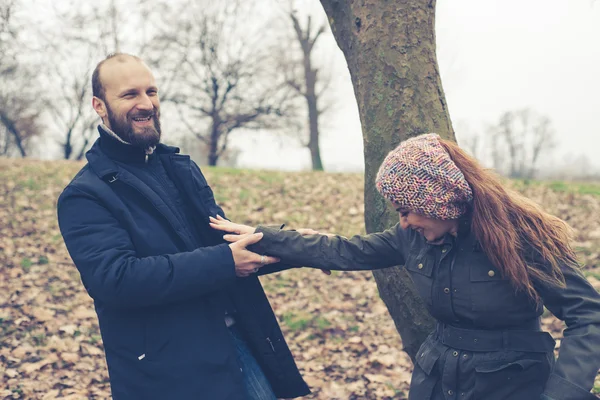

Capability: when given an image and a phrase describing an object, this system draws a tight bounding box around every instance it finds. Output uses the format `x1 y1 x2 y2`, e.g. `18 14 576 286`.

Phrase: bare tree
147 1 293 166
279 8 330 171
40 0 148 159
0 0 42 157
43 56 98 160
455 120 483 161
488 108 556 179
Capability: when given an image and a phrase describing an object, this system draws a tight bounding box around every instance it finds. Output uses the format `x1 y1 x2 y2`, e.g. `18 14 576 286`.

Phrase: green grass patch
584 271 600 281
281 311 331 332
18 177 41 190
21 258 33 272
545 181 600 196
238 189 250 201
90 334 102 345
512 179 600 197
31 332 47 346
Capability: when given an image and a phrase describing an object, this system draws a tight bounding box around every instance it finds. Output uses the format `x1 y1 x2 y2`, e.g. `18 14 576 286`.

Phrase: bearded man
57 53 310 400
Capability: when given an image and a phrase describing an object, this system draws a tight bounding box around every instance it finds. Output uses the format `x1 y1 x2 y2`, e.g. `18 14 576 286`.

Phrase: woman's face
394 204 458 243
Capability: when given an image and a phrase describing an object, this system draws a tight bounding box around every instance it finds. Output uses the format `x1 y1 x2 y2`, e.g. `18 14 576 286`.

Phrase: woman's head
395 207 459 243
376 133 473 221
376 133 578 302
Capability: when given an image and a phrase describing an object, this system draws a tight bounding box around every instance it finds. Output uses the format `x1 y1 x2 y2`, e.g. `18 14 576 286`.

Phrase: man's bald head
90 53 161 149
91 53 145 101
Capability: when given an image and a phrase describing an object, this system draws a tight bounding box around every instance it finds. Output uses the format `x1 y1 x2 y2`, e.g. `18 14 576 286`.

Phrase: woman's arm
249 224 407 271
209 216 408 271
537 266 600 400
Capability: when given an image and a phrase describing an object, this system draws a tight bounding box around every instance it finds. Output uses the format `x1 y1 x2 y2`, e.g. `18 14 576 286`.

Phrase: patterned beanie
375 133 473 220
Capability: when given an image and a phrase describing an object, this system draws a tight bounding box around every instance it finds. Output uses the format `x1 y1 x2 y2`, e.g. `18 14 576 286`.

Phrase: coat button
453 351 458 356
444 288 450 294
448 390 454 395
488 270 495 277
418 263 423 269
442 248 447 253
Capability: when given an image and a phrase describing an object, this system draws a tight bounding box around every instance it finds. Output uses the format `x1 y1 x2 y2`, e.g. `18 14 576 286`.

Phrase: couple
57 53 600 400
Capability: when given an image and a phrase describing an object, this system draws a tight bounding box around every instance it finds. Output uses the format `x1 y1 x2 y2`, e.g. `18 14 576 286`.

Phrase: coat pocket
405 251 435 306
415 335 442 376
474 356 550 400
409 336 442 400
469 256 530 317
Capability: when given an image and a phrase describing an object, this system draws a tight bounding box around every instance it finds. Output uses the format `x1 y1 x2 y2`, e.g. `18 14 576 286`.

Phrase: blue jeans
229 325 277 400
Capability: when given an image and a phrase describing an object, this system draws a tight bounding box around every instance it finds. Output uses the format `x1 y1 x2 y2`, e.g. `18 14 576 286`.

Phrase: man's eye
400 212 408 217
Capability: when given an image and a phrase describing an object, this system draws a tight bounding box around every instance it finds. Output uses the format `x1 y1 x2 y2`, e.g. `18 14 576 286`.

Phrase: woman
210 133 600 400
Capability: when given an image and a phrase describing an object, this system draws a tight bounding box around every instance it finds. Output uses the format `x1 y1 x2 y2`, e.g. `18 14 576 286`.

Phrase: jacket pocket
474 356 550 400
409 335 442 400
469 255 527 317
405 251 435 306
415 335 442 375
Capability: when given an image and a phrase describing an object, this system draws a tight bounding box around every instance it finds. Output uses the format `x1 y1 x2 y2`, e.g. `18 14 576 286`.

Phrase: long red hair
439 139 578 302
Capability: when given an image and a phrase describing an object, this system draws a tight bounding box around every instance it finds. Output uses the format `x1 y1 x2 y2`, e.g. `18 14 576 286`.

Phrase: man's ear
92 96 107 119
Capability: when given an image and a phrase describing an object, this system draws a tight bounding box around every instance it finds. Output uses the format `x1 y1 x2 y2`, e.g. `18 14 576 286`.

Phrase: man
57 53 310 400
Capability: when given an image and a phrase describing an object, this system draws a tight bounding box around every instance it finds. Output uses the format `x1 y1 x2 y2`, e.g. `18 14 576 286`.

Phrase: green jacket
253 223 600 400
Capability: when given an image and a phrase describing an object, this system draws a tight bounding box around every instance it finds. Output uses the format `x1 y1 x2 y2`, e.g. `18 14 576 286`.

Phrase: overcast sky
235 0 600 172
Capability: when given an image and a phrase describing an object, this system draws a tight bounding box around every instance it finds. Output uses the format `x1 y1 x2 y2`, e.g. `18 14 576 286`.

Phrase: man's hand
229 232 279 277
209 215 255 235
222 227 334 276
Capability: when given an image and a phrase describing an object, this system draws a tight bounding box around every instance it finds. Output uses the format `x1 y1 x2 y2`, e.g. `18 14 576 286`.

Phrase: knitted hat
375 133 473 220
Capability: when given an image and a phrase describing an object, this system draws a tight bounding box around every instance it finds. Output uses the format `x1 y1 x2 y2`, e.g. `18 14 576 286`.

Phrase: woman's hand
209 215 256 235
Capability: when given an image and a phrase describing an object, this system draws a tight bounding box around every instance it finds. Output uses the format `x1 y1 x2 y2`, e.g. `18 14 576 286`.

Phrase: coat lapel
87 142 196 250
162 154 226 245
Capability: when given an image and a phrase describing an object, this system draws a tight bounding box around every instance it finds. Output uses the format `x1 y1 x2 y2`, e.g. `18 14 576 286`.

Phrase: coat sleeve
537 265 600 400
57 185 237 310
251 223 406 271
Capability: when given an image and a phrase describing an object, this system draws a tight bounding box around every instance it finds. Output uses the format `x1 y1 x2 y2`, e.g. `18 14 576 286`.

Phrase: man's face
93 57 161 149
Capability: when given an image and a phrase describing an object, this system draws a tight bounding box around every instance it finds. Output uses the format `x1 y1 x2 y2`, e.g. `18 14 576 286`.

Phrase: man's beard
106 103 162 149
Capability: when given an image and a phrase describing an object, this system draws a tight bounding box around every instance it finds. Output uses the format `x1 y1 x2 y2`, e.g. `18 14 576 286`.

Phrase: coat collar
86 125 180 180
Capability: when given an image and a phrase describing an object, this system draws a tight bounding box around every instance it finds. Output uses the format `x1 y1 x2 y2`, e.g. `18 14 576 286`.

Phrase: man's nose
137 94 153 110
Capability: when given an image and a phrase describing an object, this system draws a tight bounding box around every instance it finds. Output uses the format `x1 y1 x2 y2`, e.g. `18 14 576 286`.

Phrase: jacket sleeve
57 185 237 310
251 223 406 271
537 266 600 400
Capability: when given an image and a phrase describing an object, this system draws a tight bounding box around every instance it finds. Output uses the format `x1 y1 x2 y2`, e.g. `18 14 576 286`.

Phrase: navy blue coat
57 132 310 400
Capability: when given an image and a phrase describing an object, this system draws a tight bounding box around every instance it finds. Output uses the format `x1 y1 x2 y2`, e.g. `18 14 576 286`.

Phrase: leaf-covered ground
1 159 599 399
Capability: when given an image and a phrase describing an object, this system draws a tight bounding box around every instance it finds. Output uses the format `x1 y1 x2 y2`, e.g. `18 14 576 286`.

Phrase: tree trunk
64 129 73 160
306 70 324 171
319 0 455 361
0 111 27 157
208 117 220 166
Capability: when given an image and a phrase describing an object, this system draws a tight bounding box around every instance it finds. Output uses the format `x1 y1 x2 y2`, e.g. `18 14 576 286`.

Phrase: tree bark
319 0 455 361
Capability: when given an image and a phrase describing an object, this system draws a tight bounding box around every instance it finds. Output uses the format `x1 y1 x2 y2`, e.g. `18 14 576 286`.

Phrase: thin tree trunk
306 69 323 171
64 129 73 160
0 112 27 157
320 0 454 361
208 118 220 166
